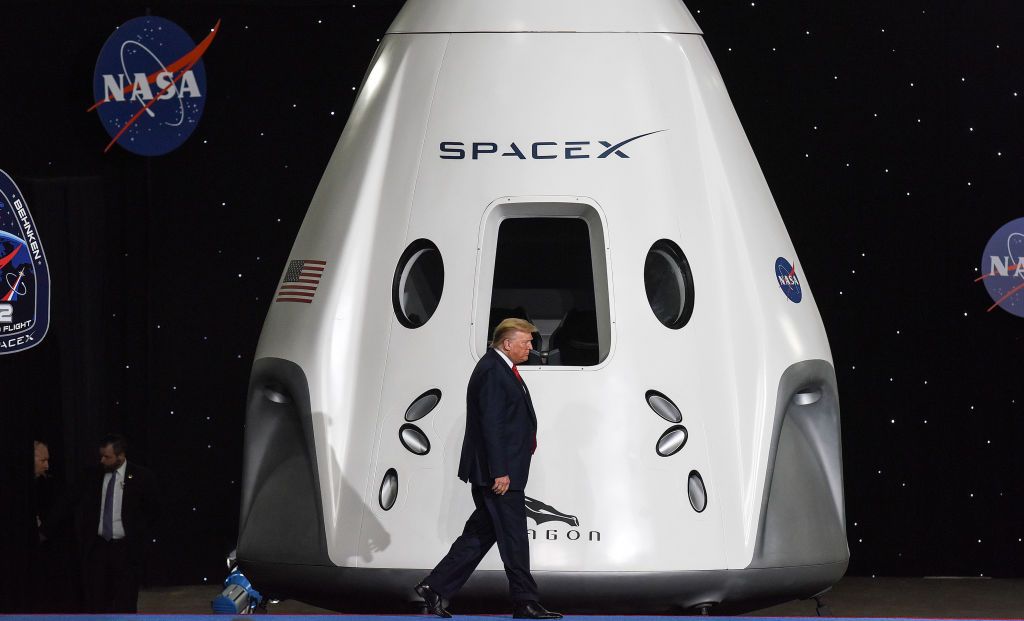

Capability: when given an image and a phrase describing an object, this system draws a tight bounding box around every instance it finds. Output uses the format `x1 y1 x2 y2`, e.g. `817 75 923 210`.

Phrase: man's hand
492 475 510 495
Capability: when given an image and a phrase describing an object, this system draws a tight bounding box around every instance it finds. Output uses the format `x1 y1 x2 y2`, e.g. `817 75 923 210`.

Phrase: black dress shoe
513 601 562 619
415 582 452 618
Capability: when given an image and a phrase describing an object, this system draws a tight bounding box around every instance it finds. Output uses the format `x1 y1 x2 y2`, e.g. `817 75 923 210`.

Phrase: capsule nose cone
387 0 702 35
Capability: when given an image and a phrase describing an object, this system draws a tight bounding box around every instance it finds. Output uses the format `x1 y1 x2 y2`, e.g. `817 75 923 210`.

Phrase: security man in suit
415 318 561 619
77 434 160 613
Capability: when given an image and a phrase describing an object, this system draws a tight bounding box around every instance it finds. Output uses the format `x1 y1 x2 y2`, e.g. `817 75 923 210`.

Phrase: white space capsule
237 0 848 613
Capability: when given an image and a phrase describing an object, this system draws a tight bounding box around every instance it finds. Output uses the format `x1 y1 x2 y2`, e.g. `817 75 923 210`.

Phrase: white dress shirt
494 348 529 396
97 460 127 539
495 348 514 368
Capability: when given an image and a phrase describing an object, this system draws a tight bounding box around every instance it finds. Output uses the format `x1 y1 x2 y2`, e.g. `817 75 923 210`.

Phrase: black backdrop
1 0 1021 593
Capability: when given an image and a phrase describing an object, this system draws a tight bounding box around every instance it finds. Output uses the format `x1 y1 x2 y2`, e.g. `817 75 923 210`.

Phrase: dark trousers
424 485 538 603
82 537 139 613
29 540 82 612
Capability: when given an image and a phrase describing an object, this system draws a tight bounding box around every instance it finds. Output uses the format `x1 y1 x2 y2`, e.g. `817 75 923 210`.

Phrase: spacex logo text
439 130 665 160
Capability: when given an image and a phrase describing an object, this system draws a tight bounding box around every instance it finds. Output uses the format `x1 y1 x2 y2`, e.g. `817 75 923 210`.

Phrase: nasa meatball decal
977 217 1024 318
89 16 220 156
775 257 802 303
0 170 50 354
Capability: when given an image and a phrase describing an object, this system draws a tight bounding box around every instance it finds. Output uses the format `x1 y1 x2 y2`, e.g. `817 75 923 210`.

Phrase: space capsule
236 0 848 613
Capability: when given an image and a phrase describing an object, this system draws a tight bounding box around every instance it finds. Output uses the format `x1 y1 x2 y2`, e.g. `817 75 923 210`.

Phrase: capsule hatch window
475 199 612 367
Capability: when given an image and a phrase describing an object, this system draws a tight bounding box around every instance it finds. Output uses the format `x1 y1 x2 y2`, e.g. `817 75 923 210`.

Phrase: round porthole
644 239 695 329
688 470 707 513
393 239 444 328
379 468 398 511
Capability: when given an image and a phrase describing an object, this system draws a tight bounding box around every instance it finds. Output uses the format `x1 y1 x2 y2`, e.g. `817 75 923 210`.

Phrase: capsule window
644 239 694 330
393 239 444 328
489 217 607 366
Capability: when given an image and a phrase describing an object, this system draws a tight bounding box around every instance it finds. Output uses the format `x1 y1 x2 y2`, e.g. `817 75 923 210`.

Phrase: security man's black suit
422 347 539 603
76 462 160 613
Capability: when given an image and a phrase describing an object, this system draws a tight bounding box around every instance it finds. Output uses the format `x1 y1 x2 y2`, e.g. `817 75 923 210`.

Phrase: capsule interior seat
548 308 599 366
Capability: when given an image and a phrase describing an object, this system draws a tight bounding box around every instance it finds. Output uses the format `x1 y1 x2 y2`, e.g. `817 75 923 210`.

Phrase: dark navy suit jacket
458 348 538 491
76 461 160 564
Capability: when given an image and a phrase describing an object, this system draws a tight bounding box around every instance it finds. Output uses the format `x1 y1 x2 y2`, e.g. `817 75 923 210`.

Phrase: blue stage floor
9 577 1023 618
4 617 1021 621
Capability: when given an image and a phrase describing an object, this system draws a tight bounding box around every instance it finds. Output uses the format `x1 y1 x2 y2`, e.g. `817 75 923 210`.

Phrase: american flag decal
275 259 326 303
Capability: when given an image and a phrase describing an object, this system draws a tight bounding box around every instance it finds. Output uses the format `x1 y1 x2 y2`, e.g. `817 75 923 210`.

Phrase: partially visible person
30 440 81 612
33 440 51 548
0 439 36 612
34 441 50 480
77 434 160 613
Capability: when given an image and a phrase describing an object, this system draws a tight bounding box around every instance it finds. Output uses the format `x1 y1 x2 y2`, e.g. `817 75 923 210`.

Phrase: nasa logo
775 257 802 303
90 16 220 156
439 130 665 160
0 169 50 354
976 217 1024 318
524 496 601 542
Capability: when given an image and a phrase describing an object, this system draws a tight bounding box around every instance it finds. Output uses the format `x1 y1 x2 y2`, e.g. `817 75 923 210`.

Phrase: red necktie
512 364 522 382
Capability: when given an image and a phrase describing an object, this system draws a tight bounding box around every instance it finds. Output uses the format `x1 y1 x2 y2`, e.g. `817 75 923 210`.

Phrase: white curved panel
388 0 701 34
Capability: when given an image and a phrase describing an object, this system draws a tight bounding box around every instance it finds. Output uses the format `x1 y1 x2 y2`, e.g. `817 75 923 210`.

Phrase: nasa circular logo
775 257 802 303
0 169 50 354
978 217 1024 318
90 16 220 156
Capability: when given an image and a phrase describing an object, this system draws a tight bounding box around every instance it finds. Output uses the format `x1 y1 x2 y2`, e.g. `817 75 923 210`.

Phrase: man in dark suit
30 440 81 613
415 318 561 619
77 434 159 613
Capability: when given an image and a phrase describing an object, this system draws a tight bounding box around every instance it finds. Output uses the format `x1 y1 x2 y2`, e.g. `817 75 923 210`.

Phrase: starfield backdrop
1 0 1021 592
